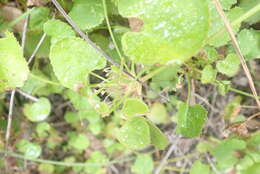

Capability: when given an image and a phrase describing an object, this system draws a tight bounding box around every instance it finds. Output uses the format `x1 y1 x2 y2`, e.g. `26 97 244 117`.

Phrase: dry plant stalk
212 0 260 110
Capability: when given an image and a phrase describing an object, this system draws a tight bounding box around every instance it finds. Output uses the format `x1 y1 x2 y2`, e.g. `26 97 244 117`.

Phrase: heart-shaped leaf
24 97 51 122
117 116 150 150
176 103 207 138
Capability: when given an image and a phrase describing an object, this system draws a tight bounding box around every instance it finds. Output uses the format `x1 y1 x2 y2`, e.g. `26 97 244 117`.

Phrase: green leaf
241 163 260 174
69 133 90 151
223 96 242 121
237 155 255 171
64 112 79 124
69 0 104 30
176 103 207 138
43 19 75 44
122 98 149 117
119 0 209 64
147 120 168 150
131 154 154 174
84 152 108 174
29 7 50 31
24 98 51 122
204 46 219 63
38 163 55 174
201 65 217 84
208 6 244 47
247 132 260 146
150 65 180 90
16 140 42 159
117 117 150 150
211 139 246 170
216 53 240 77
238 29 260 60
220 0 237 10
36 122 51 137
0 32 29 92
147 103 169 124
240 0 260 24
190 160 210 174
25 31 51 58
49 37 106 90
217 80 231 96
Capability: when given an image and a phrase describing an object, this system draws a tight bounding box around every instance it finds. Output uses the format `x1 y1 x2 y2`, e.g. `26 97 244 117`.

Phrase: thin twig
205 153 221 174
193 93 218 113
28 33 47 65
154 143 176 174
5 90 16 148
16 89 39 102
21 16 29 50
212 0 260 110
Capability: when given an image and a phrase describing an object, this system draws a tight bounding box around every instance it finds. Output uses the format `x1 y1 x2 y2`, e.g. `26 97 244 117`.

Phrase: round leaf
24 98 51 122
117 117 150 150
201 65 217 84
147 103 169 124
119 0 210 64
69 0 104 30
50 37 106 90
216 53 240 77
131 154 154 174
17 140 41 159
69 133 90 151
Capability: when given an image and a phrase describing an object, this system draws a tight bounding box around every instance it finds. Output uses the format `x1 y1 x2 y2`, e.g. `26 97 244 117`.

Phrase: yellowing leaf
147 103 169 124
119 0 210 64
0 32 29 92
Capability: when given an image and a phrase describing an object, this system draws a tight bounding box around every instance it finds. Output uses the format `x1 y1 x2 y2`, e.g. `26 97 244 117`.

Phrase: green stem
207 3 260 43
140 66 167 82
186 74 191 105
0 150 134 167
90 72 108 82
229 87 260 100
102 0 129 72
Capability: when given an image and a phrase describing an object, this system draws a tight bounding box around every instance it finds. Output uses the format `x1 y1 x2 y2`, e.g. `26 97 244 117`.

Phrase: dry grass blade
212 0 260 110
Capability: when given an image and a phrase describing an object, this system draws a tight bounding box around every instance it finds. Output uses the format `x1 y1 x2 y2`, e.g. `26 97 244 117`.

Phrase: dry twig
212 0 260 110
